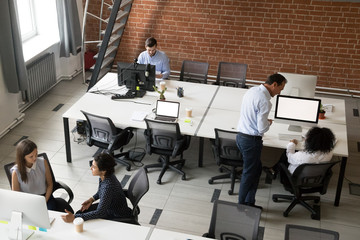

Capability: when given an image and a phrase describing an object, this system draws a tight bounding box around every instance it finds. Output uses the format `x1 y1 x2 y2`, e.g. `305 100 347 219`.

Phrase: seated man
137 37 170 79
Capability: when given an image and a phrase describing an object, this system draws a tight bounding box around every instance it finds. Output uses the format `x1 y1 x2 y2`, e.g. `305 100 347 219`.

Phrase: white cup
185 108 193 118
73 217 84 233
160 81 166 91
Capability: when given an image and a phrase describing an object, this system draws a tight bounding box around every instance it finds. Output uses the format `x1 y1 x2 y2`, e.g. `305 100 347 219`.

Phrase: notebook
154 100 180 122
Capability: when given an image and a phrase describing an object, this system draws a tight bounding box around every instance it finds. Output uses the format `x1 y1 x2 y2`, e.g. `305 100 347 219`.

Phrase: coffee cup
185 108 192 118
73 217 84 233
160 81 166 91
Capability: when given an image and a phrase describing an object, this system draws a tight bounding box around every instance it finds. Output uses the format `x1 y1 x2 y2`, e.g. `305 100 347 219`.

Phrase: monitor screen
278 72 317 98
275 95 321 131
0 189 51 238
117 62 155 92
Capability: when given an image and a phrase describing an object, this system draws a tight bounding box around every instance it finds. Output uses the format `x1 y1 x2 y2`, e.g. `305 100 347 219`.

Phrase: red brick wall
83 0 360 91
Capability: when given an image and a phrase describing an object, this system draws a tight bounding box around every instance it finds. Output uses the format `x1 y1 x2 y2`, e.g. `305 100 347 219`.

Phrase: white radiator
26 52 56 103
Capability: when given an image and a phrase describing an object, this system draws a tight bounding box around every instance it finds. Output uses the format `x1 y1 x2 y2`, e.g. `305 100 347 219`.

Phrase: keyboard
154 116 178 122
111 90 136 99
278 133 303 141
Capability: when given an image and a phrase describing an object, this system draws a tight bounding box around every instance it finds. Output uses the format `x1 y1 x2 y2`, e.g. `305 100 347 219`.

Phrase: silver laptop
154 100 180 122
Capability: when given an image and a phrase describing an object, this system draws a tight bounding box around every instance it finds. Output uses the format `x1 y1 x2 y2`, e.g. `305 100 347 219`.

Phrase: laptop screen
155 100 180 118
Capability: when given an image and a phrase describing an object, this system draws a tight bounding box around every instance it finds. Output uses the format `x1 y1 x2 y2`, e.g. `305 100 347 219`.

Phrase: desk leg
198 137 204 167
335 156 347 206
63 117 72 163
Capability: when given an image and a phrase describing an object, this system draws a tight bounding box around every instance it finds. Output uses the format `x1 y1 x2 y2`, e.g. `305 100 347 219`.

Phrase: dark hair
94 153 116 177
145 37 157 48
16 139 37 183
304 127 335 154
265 73 287 85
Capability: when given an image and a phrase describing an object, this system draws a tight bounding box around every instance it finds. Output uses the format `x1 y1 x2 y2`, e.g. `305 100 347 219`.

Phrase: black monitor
274 95 321 132
117 62 156 92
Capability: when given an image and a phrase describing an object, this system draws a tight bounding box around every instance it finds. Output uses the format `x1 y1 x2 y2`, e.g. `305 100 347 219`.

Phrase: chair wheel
144 168 148 173
182 175 186 180
314 199 320 204
219 168 224 173
208 179 213 184
228 190 233 195
126 166 131 171
311 213 320 220
157 180 161 184
272 196 278 202
283 212 288 217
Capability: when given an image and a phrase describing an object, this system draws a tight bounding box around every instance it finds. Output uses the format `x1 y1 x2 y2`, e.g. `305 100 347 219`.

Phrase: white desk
0 211 151 240
149 228 212 240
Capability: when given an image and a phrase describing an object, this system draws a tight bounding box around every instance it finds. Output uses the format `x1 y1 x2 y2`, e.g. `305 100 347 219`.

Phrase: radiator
26 52 56 103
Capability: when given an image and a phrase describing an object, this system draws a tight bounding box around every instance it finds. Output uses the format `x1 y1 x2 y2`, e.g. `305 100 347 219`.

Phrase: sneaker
245 203 263 211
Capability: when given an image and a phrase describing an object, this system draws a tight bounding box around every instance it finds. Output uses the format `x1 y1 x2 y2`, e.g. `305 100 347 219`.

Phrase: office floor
0 74 359 239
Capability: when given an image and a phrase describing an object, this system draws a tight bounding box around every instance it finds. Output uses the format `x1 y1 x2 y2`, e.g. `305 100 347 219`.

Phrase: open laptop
154 100 180 122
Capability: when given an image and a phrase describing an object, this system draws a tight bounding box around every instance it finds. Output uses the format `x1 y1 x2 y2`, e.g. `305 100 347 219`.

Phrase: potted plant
319 104 326 119
153 85 166 100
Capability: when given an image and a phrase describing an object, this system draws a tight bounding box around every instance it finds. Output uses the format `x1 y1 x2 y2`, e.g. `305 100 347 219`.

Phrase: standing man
137 37 170 79
236 73 287 209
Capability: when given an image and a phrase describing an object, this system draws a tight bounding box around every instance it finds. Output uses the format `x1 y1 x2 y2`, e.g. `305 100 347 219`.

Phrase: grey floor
0 74 359 239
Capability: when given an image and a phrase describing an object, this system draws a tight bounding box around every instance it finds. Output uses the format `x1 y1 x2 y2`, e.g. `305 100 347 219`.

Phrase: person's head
264 73 287 97
91 153 116 178
145 37 157 57
16 139 38 182
304 127 335 154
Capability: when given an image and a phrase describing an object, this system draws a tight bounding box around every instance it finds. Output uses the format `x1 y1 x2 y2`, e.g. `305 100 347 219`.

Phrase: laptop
154 100 180 122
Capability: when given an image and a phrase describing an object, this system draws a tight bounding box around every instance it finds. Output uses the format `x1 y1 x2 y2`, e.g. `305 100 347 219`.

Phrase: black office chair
81 110 135 171
285 224 339 240
272 161 340 220
143 119 190 184
179 60 209 84
215 62 248 88
113 167 149 225
208 128 243 195
203 200 261 240
4 153 74 213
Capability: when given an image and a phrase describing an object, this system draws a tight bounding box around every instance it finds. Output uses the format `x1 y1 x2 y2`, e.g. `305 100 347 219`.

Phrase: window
16 0 37 41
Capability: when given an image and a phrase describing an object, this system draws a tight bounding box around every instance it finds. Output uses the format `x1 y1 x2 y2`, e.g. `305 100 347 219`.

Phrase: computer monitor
274 95 321 132
278 72 317 98
0 189 51 239
117 62 156 92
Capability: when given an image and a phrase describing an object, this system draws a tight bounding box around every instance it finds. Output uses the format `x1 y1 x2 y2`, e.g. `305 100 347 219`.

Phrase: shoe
263 167 277 180
245 203 263 211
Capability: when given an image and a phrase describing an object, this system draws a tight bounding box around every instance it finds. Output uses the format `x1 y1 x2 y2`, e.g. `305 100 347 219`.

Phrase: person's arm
11 170 21 191
43 160 53 202
257 100 271 134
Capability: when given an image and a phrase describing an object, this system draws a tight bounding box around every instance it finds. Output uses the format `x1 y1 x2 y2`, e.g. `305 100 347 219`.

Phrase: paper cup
160 81 166 91
73 217 84 233
185 108 193 118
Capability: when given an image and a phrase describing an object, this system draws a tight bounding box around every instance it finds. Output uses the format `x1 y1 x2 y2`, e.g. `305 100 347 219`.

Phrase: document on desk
131 111 148 121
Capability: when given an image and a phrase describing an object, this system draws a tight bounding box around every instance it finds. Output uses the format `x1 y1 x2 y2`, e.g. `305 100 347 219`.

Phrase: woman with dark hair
61 153 132 222
11 139 73 213
264 127 336 177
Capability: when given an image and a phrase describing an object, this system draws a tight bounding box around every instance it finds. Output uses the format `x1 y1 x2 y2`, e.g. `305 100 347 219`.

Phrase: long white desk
62 73 348 206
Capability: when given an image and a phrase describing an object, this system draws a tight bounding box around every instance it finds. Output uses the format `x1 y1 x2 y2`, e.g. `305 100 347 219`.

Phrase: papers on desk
131 111 148 121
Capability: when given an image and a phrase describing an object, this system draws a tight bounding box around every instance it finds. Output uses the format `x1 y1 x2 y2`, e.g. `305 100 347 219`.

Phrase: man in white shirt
236 73 287 209
137 37 170 79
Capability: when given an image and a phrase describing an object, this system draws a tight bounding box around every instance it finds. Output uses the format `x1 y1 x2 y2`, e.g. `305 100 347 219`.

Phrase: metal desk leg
198 137 204 167
63 117 72 163
334 156 347 206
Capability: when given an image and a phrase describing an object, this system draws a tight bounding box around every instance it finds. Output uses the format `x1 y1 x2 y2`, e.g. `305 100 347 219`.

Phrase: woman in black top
61 153 132 222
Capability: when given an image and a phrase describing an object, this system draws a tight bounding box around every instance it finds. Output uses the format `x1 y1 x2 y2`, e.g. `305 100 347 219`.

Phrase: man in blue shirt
236 73 287 209
137 37 170 79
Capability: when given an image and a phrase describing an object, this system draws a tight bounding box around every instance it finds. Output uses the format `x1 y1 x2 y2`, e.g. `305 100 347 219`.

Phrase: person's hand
61 209 75 223
80 198 93 212
156 73 163 79
268 119 273 126
290 139 298 145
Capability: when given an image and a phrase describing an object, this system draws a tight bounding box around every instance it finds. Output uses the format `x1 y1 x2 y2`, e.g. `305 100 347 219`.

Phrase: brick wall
83 0 360 92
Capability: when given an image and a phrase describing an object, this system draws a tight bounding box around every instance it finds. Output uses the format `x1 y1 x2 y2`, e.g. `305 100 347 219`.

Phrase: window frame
17 0 38 42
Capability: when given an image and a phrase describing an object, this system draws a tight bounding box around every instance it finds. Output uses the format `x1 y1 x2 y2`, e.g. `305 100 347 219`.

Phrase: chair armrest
53 181 74 204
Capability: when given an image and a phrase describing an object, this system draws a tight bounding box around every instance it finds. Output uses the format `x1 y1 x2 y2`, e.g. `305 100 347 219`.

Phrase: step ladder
81 0 133 91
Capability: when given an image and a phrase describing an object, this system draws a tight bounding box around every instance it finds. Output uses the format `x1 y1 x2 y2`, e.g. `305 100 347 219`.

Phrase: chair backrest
213 128 242 162
179 60 209 84
207 200 261 240
216 62 247 88
81 110 118 146
126 167 149 217
285 224 339 240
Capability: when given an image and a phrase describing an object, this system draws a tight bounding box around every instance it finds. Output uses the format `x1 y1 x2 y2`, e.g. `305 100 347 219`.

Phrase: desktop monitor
274 95 321 132
278 72 317 98
0 189 51 239
117 62 156 92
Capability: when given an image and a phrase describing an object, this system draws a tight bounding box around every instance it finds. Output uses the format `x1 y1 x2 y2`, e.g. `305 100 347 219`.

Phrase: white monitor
278 72 317 98
275 95 321 132
0 189 51 239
